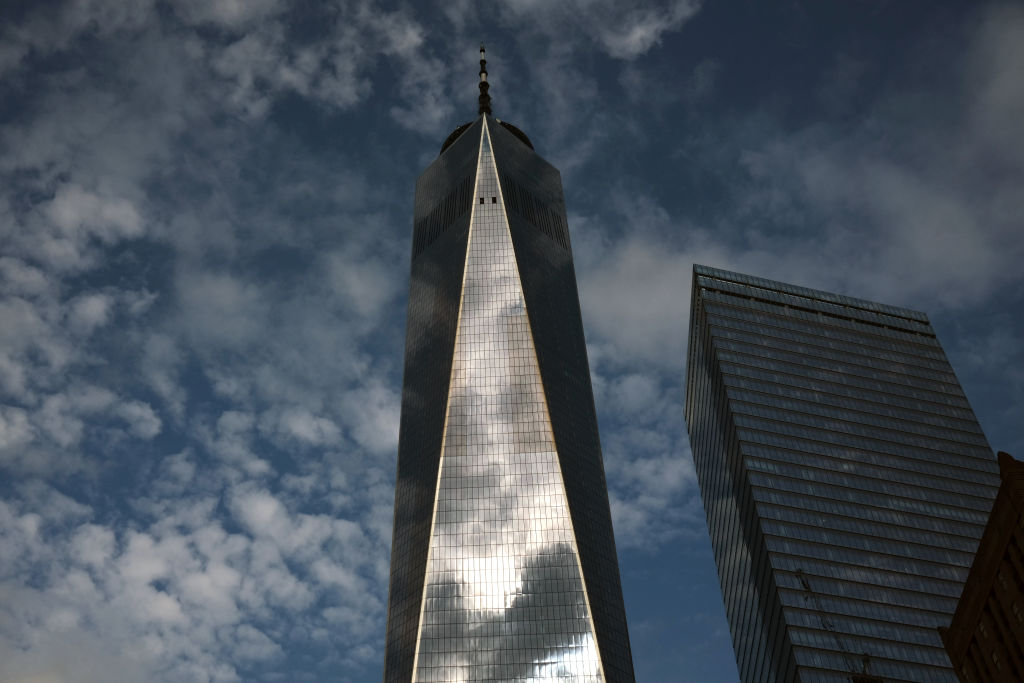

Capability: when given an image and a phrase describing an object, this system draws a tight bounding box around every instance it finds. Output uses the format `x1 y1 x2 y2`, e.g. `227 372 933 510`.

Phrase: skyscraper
384 48 635 682
685 264 1000 682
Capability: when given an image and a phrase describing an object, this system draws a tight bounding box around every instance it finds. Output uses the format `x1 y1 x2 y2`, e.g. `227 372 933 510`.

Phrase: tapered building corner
685 264 1000 682
384 51 635 682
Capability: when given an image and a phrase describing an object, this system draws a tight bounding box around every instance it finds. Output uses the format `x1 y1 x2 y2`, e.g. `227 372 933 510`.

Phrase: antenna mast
478 43 492 116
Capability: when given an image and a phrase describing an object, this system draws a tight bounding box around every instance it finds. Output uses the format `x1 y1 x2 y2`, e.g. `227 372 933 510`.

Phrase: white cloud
340 382 400 455
46 184 143 243
0 406 34 450
67 293 114 336
203 411 272 478
19 185 146 272
114 400 162 439
0 2 416 680
205 3 437 119
0 297 52 362
140 333 186 421
232 623 282 662
70 524 116 569
173 0 284 30
595 1 703 59
265 406 342 447
0 257 51 297
176 271 266 350
578 235 691 366
179 561 242 623
967 4 1024 167
19 481 92 525
0 0 156 78
499 0 701 59
0 1 1014 680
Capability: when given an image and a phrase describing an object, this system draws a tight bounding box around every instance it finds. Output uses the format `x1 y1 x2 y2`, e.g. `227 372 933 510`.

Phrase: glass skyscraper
384 52 634 683
685 264 1000 682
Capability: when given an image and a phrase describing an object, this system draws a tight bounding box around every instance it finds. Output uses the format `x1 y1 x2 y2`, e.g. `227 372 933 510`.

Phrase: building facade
940 451 1024 682
383 63 634 682
685 264 1000 682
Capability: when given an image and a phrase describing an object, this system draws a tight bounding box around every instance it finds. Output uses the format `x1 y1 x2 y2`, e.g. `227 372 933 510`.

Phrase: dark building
684 264 1000 682
383 49 635 682
940 451 1024 682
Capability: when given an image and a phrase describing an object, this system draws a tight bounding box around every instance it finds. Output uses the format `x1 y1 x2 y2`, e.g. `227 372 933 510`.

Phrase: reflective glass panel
413 122 602 682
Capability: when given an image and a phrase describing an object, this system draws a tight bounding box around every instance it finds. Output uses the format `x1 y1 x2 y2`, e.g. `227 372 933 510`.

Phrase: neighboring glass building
384 54 634 682
685 264 1001 683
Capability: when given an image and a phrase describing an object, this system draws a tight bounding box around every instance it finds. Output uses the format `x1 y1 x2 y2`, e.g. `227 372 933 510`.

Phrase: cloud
339 382 400 455
172 0 284 30
262 406 342 447
966 4 1024 167
0 406 34 450
176 271 266 350
578 234 692 366
573 4 1024 376
0 0 156 78
0 461 389 681
594 1 703 58
114 400 162 439
45 184 143 244
324 247 403 319
0 1 1018 681
70 524 115 568
66 293 114 336
139 333 187 421
593 366 697 549
0 258 51 297
499 0 701 59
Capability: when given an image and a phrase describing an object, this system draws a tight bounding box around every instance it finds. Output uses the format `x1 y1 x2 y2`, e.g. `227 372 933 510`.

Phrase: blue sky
1 1 1022 681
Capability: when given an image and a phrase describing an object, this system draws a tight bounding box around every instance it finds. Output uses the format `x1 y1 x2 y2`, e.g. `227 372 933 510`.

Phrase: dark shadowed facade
383 96 634 680
940 451 1024 682
684 265 1000 682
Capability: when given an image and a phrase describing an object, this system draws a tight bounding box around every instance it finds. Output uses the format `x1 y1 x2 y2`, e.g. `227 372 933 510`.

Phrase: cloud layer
1 2 1021 682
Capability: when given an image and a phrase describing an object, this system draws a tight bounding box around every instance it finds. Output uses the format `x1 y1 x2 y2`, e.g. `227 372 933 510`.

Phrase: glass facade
684 265 1001 683
385 117 634 682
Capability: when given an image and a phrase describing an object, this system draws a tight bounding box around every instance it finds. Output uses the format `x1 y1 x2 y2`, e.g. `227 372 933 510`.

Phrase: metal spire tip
478 43 492 116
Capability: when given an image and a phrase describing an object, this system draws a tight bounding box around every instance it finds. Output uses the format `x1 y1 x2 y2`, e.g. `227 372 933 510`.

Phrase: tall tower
685 264 1000 682
384 48 635 682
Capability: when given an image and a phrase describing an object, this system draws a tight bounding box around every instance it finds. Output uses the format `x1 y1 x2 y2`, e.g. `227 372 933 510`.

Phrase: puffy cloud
172 0 284 30
202 411 272 478
45 184 143 244
499 0 701 59
67 293 114 336
339 382 400 455
176 272 267 350
0 257 50 297
0 406 34 450
264 406 342 447
0 1 1019 681
594 1 703 58
114 400 162 439
578 236 692 366
0 0 156 78
70 524 115 568
139 333 187 420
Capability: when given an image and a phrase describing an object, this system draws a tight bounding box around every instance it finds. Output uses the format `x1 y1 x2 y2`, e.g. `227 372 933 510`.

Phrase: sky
1 1 1022 681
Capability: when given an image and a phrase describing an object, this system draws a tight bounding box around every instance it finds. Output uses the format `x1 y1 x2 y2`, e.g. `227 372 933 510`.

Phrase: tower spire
478 43 492 116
